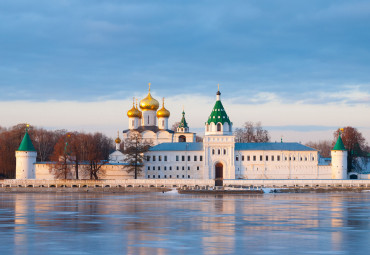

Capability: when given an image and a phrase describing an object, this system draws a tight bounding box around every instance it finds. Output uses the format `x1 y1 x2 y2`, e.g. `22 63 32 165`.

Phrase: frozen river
1 191 370 254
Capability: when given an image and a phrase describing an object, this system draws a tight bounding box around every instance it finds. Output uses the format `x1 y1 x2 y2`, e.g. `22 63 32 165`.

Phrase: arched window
147 116 149 125
179 135 186 143
217 123 222 132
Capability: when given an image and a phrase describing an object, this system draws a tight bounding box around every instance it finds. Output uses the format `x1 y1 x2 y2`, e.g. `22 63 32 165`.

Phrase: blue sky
1 0 369 142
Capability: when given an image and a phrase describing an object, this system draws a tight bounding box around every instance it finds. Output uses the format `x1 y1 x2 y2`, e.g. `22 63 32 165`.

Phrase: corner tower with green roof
174 109 196 143
16 126 37 179
205 89 233 135
331 131 348 179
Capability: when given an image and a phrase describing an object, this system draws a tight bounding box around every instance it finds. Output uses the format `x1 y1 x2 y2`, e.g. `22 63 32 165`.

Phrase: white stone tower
331 131 348 179
139 83 159 127
203 87 235 180
127 98 142 130
157 98 170 130
16 126 37 179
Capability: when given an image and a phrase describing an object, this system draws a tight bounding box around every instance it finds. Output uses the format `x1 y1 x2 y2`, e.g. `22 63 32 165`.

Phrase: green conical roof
333 135 346 151
206 99 231 125
178 111 188 128
17 131 36 151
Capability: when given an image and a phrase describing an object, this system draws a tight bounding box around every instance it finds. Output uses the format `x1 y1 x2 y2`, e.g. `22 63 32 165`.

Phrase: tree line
0 124 114 179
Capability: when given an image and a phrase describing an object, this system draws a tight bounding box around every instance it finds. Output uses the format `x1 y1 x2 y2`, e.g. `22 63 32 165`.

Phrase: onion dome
157 98 170 118
127 98 142 118
115 131 121 144
139 83 159 111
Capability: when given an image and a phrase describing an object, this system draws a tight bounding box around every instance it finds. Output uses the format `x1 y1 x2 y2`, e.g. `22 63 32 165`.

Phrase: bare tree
234 121 270 143
123 132 152 179
82 133 113 180
305 140 332 158
171 122 180 132
50 135 72 179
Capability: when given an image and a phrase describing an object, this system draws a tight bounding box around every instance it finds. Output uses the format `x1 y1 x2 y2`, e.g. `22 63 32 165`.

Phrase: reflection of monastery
16 84 356 180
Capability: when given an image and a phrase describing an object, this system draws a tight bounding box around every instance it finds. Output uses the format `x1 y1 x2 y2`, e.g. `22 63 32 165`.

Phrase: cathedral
15 84 349 180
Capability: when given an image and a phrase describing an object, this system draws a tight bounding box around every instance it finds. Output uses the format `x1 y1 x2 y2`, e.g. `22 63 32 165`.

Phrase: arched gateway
215 162 223 186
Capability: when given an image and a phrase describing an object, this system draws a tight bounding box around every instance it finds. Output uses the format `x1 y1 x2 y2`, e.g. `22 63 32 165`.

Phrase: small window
176 166 179 170
148 166 150 170
169 175 172 178
236 156 239 161
158 175 160 179
176 155 179 161
170 166 172 170
153 156 156 161
253 156 256 161
158 166 161 170
182 175 185 178
224 149 226 155
266 156 268 161
182 166 184 170
164 175 167 178
147 156 150 161
289 157 291 161
148 175 150 178
159 156 162 161
293 157 296 161
212 149 215 155
197 166 199 170
277 156 280 161
187 166 190 170
153 166 156 170
188 156 190 161
194 156 197 161
272 156 274 161
164 156 167 161
188 175 190 179
242 155 245 161
153 175 155 178
218 149 220 155
164 166 167 170
260 155 262 161
247 156 250 161
200 156 203 161
177 175 179 178
182 156 185 161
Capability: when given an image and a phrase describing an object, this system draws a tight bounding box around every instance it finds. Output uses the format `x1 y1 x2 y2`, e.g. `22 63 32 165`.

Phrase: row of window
147 155 203 162
235 155 315 162
147 166 200 171
212 149 227 155
148 175 191 179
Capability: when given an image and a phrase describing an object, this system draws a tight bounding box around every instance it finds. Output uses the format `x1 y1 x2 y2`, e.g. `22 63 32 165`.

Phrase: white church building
16 84 350 180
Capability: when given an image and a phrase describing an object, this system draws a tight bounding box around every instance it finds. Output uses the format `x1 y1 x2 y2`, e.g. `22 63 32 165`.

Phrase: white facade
16 151 37 179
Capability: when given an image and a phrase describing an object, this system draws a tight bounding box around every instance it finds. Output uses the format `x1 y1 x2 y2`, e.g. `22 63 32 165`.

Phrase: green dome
17 131 36 152
206 100 231 125
333 135 346 151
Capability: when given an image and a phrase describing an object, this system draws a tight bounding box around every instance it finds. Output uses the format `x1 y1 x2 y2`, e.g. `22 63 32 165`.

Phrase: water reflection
0 192 370 254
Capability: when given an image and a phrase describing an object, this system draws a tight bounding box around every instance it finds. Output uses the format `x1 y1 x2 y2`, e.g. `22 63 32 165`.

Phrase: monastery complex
15 84 361 182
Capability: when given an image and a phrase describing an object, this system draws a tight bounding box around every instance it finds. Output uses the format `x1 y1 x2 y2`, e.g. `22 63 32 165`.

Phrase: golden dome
115 131 121 144
139 83 159 111
127 98 142 118
157 98 170 118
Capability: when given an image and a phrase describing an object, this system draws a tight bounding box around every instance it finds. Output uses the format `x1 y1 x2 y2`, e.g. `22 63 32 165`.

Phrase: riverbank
0 186 171 193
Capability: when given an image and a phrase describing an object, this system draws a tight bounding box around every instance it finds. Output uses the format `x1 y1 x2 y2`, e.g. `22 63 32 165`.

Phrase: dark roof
150 142 203 151
123 126 174 134
235 143 317 151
